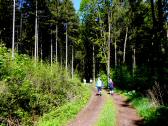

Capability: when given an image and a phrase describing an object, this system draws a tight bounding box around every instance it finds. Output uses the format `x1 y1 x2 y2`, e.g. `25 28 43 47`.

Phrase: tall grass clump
0 44 90 125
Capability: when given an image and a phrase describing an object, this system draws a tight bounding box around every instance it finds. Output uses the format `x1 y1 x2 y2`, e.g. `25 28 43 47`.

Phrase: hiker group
96 77 114 96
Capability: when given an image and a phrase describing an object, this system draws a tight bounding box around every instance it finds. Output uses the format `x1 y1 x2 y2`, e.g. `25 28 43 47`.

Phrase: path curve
68 87 105 126
112 93 144 126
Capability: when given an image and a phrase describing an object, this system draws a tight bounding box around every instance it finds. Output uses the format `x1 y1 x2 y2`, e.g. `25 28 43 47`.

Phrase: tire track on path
67 87 105 126
112 93 144 126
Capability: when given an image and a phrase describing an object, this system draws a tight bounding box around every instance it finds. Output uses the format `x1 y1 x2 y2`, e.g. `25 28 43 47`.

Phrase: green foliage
131 98 168 126
80 0 168 105
36 85 91 126
124 91 168 126
133 65 151 91
99 69 115 88
0 45 89 125
0 45 8 79
132 98 157 120
123 90 137 98
113 65 152 92
113 65 133 90
148 106 168 126
99 71 108 88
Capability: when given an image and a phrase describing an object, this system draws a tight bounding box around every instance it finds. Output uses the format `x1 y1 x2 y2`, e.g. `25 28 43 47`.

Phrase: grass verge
36 85 91 126
96 94 116 126
122 90 168 126
121 90 157 121
130 97 157 120
129 97 168 126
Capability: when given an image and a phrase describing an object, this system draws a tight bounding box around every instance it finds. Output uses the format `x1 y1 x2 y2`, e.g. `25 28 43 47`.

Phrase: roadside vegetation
110 64 168 126
37 86 91 126
0 44 90 126
0 0 168 125
122 90 168 126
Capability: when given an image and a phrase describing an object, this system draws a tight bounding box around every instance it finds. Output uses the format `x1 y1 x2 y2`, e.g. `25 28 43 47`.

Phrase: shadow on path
112 93 144 126
67 87 105 126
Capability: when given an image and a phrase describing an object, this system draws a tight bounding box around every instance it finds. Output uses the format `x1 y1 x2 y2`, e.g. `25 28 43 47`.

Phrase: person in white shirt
96 77 103 96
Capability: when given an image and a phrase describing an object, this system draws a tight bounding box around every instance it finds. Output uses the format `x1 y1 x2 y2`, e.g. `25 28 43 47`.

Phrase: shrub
0 44 88 125
100 71 108 88
113 65 133 90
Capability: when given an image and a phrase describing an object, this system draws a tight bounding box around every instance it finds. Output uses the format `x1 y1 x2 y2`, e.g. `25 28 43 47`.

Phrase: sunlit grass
36 86 91 126
130 97 157 121
96 94 116 126
122 90 158 124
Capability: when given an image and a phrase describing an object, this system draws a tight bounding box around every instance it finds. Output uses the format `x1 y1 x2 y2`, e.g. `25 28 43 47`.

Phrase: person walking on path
96 77 103 96
108 78 114 95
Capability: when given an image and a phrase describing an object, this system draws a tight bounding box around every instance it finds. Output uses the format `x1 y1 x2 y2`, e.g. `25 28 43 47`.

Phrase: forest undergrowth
116 89 168 126
0 44 90 126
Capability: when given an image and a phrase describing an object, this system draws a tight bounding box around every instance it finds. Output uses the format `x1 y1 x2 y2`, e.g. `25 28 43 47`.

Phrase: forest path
112 93 144 126
67 87 144 126
67 87 106 126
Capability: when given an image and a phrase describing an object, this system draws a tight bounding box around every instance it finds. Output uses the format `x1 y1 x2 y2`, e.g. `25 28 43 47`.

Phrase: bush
36 85 91 126
124 90 168 126
133 65 151 91
0 44 87 125
99 71 108 88
99 69 116 88
112 65 152 92
113 65 133 90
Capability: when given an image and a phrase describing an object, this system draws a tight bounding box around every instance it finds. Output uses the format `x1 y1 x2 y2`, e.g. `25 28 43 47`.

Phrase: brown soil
67 87 105 126
112 93 144 126
67 88 144 126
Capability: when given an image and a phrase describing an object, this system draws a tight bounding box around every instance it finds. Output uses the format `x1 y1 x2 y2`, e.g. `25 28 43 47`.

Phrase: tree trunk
132 47 136 76
41 44 42 65
102 31 107 62
93 44 95 83
12 0 15 58
115 38 117 67
107 11 111 80
72 46 74 79
167 21 168 38
37 17 39 61
34 0 38 62
66 23 68 70
51 30 53 66
19 11 22 52
56 24 58 62
150 0 156 30
123 27 128 64
61 44 63 69
16 28 18 52
158 0 164 32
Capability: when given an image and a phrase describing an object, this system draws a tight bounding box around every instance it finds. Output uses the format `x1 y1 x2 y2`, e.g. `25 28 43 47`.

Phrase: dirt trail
112 93 144 126
67 88 144 126
68 88 105 126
